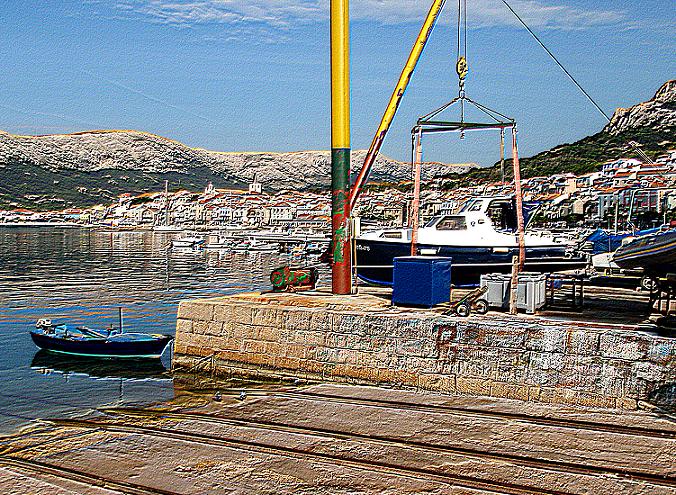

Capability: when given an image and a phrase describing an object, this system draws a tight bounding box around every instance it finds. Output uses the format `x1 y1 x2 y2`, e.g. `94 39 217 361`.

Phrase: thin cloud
83 70 221 125
0 104 100 129
100 0 629 32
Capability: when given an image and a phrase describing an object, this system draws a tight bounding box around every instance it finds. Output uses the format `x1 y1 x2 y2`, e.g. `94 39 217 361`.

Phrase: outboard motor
35 318 55 334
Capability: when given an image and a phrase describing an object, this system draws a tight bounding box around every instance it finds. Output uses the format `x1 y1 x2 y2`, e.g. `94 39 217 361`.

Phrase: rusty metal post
509 255 519 315
330 0 351 294
499 128 505 185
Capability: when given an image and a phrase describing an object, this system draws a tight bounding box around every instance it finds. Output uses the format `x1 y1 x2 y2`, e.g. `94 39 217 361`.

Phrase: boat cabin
365 196 540 241
460 197 521 232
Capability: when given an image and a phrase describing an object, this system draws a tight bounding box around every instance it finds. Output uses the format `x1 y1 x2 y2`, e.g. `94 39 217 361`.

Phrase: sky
0 0 674 166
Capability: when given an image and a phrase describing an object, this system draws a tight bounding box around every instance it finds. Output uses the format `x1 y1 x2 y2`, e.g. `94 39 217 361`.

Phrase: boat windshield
461 199 484 212
424 217 440 228
486 200 518 231
434 216 467 231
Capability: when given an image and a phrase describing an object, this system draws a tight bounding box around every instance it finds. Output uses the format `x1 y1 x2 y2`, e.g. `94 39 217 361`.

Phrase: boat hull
30 331 173 358
172 241 203 248
613 230 676 273
355 239 587 286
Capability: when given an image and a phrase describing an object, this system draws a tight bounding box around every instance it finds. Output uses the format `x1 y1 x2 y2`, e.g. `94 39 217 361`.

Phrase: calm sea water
0 227 323 435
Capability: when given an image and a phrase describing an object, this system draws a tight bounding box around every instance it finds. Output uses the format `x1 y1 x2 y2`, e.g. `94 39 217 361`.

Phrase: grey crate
480 273 510 309
481 272 547 314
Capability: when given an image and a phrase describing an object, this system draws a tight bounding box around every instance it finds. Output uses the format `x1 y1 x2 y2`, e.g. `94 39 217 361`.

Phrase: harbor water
0 227 321 435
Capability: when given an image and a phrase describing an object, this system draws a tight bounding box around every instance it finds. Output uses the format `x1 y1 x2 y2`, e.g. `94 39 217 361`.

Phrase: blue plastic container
392 256 452 307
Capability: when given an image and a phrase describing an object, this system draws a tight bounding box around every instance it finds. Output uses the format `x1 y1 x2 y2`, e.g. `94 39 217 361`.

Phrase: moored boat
612 229 676 274
171 235 204 249
153 225 183 232
231 238 279 253
356 196 587 286
30 319 173 358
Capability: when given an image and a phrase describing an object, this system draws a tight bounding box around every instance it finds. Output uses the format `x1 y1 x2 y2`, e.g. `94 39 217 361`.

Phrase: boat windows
435 216 467 230
486 200 518 232
461 199 484 212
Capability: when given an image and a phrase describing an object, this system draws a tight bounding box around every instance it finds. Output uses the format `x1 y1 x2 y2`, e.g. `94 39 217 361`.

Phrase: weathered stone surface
6 383 676 495
174 292 676 410
177 301 214 322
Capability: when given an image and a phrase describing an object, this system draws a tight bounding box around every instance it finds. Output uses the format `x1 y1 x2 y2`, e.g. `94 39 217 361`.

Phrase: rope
456 0 461 63
463 0 467 63
499 0 611 122
455 0 468 98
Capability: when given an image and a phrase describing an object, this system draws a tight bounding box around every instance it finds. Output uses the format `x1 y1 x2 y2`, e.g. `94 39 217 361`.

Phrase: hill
0 130 474 209
2 80 672 209
437 80 676 188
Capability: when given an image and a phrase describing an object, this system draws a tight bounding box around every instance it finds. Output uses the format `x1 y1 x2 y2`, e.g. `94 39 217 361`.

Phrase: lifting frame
408 95 527 273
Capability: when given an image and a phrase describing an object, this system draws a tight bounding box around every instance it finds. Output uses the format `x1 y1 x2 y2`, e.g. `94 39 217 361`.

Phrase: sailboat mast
164 180 169 226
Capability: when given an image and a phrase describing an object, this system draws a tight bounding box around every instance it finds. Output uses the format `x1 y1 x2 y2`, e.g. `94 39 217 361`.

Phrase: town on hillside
2 149 676 232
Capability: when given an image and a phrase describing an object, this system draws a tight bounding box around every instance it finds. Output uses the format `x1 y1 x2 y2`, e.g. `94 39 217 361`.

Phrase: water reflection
31 350 169 379
0 227 328 434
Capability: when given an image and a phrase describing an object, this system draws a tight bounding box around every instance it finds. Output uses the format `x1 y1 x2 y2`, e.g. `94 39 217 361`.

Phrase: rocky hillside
604 80 676 135
0 130 474 209
438 80 676 187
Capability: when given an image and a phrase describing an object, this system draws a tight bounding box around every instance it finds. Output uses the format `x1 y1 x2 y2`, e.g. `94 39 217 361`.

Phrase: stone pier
174 291 676 410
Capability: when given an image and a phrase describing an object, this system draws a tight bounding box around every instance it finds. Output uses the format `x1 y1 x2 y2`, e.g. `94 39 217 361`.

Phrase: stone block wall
174 292 676 410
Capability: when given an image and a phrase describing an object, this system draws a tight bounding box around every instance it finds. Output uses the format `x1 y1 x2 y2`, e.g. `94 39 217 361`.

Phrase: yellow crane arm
349 0 447 211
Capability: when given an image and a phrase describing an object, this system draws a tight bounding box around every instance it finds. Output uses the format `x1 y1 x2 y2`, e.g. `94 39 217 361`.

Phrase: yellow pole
331 0 352 294
331 0 350 150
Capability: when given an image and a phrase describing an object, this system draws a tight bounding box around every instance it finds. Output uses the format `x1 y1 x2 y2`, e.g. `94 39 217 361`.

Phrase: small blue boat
30 317 173 359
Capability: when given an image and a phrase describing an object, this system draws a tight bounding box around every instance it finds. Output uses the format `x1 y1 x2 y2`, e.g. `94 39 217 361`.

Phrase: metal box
480 273 511 309
392 256 452 308
480 272 547 314
516 272 547 314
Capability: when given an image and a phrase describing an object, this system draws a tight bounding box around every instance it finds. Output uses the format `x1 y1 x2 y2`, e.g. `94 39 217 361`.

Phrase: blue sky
0 0 673 166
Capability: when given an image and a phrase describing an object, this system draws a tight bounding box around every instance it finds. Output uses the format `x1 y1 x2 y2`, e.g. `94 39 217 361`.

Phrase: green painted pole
330 0 352 294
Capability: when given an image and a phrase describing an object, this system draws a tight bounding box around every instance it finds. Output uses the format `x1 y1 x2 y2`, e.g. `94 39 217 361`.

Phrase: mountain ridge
1 80 673 209
0 129 474 209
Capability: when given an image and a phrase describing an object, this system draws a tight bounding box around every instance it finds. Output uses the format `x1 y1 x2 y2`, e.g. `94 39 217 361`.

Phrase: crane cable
456 0 468 96
455 0 469 135
500 0 655 163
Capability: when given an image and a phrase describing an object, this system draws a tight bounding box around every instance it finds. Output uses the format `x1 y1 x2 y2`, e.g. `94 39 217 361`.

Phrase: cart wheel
640 276 657 292
455 302 471 317
474 299 489 315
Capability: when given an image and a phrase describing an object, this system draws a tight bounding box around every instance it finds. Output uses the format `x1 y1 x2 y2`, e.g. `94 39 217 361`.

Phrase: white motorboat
171 235 204 249
231 238 278 253
356 196 587 286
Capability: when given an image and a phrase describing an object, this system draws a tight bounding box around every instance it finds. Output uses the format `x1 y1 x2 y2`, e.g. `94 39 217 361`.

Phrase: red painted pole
410 128 423 256
511 125 526 270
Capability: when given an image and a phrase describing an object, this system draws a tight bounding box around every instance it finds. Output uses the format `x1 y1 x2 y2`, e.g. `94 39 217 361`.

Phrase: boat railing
355 260 587 270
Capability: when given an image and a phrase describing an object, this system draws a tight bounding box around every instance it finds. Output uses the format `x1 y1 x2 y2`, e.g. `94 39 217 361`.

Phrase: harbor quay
174 289 676 410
